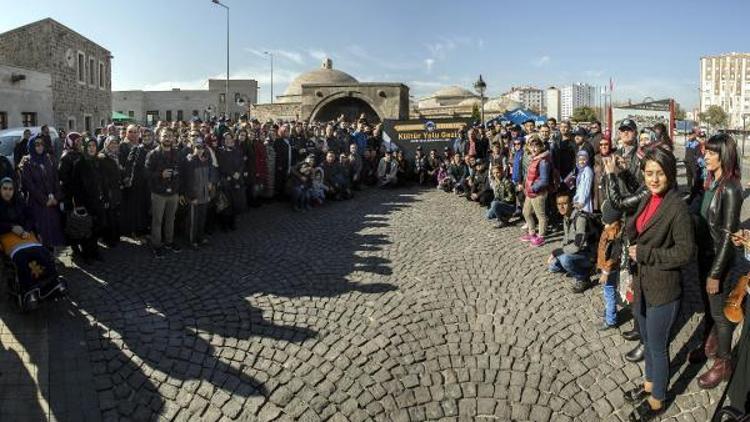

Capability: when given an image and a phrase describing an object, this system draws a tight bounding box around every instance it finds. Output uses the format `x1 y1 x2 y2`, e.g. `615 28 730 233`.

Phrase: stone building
113 79 258 125
0 64 53 129
252 58 409 123
414 86 520 119
0 18 112 132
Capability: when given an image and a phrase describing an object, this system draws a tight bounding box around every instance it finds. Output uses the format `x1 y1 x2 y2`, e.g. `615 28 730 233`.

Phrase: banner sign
612 99 673 140
382 118 470 158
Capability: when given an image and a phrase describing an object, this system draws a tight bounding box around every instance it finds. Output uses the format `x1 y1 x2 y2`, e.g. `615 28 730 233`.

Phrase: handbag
64 199 93 240
215 191 230 213
724 274 749 323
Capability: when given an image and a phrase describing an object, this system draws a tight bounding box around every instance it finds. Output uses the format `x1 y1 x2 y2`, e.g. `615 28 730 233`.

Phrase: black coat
695 179 742 280
626 190 695 307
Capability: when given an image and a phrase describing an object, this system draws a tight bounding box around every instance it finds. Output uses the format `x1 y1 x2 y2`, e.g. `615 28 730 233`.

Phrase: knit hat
601 200 623 225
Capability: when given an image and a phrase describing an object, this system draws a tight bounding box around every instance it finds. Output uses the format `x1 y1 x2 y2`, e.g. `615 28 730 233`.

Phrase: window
83 114 92 132
88 57 96 86
68 118 76 131
192 110 199 118
98 61 105 89
77 51 85 83
176 110 183 121
21 112 37 127
146 111 159 126
219 93 225 104
128 110 135 118
165 110 172 121
0 112 7 129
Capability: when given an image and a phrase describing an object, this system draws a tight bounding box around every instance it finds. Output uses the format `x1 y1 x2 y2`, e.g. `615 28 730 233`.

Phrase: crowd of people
2 112 750 420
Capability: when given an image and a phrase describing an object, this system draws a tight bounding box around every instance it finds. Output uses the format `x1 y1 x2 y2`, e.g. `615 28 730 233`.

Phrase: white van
0 126 62 164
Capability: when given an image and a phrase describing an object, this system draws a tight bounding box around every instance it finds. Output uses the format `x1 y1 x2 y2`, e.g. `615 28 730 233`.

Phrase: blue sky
1 0 748 109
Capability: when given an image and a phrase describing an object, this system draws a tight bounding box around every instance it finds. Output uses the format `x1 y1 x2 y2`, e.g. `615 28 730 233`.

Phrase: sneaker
597 322 616 332
572 279 591 294
153 247 165 259
496 220 507 229
165 243 182 253
530 235 545 247
519 233 535 242
520 223 528 230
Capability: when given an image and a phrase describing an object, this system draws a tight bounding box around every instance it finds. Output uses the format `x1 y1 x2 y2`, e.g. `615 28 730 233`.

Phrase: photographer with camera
145 127 182 258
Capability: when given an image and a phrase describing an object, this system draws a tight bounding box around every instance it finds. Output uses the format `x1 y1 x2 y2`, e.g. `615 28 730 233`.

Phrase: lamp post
264 51 274 104
473 74 487 127
743 113 749 157
211 0 229 117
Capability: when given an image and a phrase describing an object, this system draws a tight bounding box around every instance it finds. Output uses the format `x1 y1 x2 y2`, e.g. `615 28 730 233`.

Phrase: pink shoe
530 235 545 247
519 233 535 242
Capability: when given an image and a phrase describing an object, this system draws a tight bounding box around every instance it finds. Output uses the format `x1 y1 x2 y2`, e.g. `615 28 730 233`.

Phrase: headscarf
576 150 590 169
65 132 82 151
103 136 120 162
28 134 47 165
82 137 97 160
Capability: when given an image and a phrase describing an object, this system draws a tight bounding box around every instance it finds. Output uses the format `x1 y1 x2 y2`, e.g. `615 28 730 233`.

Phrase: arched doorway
312 96 381 123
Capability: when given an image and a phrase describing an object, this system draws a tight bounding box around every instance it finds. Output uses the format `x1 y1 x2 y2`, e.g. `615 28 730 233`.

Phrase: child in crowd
486 165 516 227
573 150 594 212
310 167 326 206
596 201 623 330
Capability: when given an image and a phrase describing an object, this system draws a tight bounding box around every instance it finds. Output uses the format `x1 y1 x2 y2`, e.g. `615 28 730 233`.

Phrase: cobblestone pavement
1 184 744 421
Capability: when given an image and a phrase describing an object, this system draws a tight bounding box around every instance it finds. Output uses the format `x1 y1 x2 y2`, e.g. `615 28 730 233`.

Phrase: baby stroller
1 232 67 312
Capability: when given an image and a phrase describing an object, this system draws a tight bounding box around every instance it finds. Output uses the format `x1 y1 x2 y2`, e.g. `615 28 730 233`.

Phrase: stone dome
458 97 482 107
278 58 358 103
430 85 477 99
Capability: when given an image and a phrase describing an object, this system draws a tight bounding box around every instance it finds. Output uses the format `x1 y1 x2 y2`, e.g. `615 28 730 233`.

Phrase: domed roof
458 97 482 106
280 58 358 101
485 97 522 113
431 85 476 99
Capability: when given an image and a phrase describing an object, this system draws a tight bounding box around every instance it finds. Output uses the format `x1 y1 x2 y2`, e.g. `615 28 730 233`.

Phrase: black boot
622 328 641 342
625 343 645 363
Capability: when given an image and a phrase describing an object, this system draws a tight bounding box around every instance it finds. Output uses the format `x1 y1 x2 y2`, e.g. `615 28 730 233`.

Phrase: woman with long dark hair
687 133 742 389
609 148 695 421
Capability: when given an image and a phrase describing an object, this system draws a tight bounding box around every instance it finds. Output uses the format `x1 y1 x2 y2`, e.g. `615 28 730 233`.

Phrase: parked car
0 126 62 164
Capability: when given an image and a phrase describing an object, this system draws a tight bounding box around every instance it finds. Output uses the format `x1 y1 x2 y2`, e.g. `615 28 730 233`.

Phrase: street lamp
211 0 229 117
264 51 274 104
473 74 487 127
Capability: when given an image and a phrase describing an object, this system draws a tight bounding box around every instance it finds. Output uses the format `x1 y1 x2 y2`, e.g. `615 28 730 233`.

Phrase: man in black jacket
145 127 182 257
273 125 297 198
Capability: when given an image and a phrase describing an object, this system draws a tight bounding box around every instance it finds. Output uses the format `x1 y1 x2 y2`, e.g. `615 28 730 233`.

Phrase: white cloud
424 58 435 72
308 49 328 62
533 55 551 67
275 49 304 65
584 69 604 78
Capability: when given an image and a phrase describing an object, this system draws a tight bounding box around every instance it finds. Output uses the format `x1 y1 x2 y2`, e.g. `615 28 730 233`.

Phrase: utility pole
212 0 230 117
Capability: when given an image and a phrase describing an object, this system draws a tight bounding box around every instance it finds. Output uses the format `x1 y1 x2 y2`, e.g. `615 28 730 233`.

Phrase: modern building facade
0 64 54 129
0 18 112 132
700 52 750 129
113 79 258 125
560 83 597 121
502 86 545 114
545 87 561 121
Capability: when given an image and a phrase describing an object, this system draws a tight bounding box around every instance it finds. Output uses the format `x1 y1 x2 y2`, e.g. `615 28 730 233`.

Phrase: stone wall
251 103 301 122
0 18 111 131
0 64 54 128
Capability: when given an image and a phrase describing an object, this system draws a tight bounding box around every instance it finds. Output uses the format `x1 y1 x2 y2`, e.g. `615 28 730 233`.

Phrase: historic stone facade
0 64 53 129
252 59 409 123
0 18 111 132
113 79 258 125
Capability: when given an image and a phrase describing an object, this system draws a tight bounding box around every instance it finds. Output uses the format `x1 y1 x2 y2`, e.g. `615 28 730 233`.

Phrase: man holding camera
146 127 182 258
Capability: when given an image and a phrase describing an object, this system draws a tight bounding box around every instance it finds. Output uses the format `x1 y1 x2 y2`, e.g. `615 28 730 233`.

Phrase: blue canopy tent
488 107 548 126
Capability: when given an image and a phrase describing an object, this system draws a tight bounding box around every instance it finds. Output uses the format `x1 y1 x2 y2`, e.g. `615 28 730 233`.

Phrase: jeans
698 253 737 359
548 253 592 282
636 298 680 401
602 271 619 326
150 193 179 248
486 200 515 220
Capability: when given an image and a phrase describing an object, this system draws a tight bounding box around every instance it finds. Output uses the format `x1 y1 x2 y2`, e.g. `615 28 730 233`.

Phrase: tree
674 103 687 120
699 105 728 130
571 106 598 123
470 104 481 122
